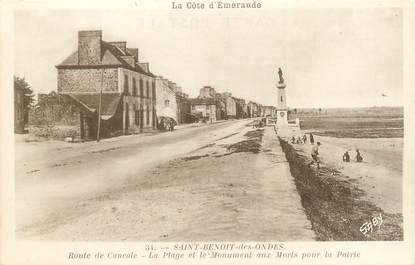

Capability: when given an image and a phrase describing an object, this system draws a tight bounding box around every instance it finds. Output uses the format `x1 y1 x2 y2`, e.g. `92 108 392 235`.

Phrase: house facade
56 30 157 139
155 77 178 122
234 97 247 119
189 98 218 122
175 91 191 124
199 86 216 98
221 92 237 119
247 101 259 117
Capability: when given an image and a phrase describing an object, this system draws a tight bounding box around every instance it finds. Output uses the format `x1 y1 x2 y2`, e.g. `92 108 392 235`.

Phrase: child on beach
308 142 321 169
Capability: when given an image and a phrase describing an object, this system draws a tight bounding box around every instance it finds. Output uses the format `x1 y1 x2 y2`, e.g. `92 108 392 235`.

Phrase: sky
14 7 403 108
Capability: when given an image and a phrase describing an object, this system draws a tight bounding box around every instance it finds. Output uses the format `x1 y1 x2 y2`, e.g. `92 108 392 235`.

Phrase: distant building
196 86 225 121
221 92 237 119
155 77 178 122
189 98 218 122
155 77 191 125
234 97 247 118
262 105 277 117
258 104 264 117
247 101 259 117
175 90 191 124
56 30 157 140
199 86 217 98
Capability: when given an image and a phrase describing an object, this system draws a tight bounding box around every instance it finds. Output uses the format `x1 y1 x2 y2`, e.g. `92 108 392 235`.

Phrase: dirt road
15 121 315 241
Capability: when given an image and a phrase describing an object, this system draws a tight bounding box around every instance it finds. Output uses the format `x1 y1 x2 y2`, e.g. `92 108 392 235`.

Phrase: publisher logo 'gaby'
172 1 262 9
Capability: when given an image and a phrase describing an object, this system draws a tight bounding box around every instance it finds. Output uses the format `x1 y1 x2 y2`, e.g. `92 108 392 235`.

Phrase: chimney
138 62 149 73
168 81 176 90
108 41 127 54
78 30 102 65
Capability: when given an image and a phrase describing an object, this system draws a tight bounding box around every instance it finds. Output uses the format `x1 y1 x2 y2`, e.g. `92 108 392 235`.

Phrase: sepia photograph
12 6 405 242
2 1 415 264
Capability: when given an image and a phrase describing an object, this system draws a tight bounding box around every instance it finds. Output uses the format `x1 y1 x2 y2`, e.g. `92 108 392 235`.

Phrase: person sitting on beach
296 137 302 144
308 142 322 169
291 136 296 144
356 149 363 162
342 151 350 162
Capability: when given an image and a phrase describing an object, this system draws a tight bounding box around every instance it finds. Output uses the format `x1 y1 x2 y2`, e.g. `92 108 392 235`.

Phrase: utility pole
96 69 103 142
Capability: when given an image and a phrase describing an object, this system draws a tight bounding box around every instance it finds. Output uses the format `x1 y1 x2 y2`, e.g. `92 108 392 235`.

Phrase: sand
292 135 402 215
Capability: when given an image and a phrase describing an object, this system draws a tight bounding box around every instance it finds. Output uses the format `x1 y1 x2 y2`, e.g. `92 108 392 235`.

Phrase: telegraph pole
96 69 103 142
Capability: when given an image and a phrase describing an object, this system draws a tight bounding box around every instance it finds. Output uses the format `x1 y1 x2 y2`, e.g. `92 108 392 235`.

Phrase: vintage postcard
1 0 414 264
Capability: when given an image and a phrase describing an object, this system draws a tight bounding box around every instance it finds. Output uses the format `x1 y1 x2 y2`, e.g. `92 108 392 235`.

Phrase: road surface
15 120 315 241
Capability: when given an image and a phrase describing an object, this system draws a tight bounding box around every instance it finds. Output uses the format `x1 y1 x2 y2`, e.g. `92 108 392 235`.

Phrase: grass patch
182 154 210 161
298 116 403 138
227 129 264 154
313 128 403 138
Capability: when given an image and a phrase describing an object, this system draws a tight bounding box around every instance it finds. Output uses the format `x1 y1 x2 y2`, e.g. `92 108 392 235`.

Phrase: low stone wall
29 125 80 141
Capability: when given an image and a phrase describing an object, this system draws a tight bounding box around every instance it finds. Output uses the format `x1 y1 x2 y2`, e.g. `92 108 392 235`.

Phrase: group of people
305 132 364 170
291 133 314 145
288 132 321 170
342 149 363 163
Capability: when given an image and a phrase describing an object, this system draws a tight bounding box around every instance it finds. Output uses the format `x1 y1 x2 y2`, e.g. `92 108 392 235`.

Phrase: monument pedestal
273 68 301 138
276 109 288 126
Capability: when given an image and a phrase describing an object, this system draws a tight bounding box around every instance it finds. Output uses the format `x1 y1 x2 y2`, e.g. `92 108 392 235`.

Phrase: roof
56 41 155 78
189 98 217 105
66 93 122 120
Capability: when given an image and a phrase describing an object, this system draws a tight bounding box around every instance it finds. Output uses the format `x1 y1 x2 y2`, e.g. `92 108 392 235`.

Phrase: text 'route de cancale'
172 1 262 9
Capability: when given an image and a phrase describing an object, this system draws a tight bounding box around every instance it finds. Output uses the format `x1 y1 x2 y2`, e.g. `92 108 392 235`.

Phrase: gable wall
57 68 119 93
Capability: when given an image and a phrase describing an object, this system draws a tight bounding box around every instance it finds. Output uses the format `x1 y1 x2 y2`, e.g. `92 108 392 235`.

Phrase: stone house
247 101 259 117
155 77 191 125
155 77 178 122
167 81 191 124
56 30 157 140
175 90 191 124
221 92 237 119
234 97 247 119
258 104 264 117
199 86 217 98
189 98 218 123
196 86 224 121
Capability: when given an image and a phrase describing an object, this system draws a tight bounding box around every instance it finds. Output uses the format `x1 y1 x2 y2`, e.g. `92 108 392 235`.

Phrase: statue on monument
278 67 284 84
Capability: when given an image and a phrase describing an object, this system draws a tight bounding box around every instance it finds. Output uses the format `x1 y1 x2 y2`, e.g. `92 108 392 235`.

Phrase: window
146 105 150 125
164 100 170 107
139 105 144 128
125 103 129 127
139 78 143 97
137 110 140 125
124 75 129 94
146 81 149 98
132 78 137 96
281 96 283 102
206 105 210 111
